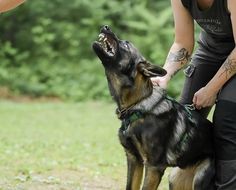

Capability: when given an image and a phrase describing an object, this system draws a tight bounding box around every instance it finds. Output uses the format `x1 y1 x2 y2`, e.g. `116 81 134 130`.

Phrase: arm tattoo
167 48 191 78
221 57 236 79
167 48 191 65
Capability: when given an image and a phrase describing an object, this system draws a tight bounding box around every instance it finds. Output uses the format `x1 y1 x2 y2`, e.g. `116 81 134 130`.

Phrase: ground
0 100 170 190
1 169 170 190
1 169 124 190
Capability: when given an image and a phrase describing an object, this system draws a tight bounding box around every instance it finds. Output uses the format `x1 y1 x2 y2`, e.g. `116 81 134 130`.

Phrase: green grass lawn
0 100 170 190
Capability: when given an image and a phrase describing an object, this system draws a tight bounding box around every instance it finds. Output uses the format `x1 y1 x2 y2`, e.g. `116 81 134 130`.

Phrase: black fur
92 25 215 190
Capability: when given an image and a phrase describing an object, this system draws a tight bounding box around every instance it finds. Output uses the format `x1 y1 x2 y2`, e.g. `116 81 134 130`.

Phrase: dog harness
117 109 145 136
117 88 196 138
165 95 196 123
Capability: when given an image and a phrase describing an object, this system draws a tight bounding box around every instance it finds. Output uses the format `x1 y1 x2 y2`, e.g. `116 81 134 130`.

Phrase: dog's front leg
126 152 144 190
142 165 165 190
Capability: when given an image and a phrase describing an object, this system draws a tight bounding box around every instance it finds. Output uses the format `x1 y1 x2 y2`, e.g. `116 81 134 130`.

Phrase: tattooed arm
152 0 194 87
0 0 25 13
193 0 236 109
163 46 191 79
193 49 236 109
208 50 236 93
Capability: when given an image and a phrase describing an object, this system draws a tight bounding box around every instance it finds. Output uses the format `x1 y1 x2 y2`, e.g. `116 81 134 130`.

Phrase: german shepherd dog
92 26 215 190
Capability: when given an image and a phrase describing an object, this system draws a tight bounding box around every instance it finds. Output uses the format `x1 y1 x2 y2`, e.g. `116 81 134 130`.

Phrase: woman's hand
193 86 217 109
151 76 170 89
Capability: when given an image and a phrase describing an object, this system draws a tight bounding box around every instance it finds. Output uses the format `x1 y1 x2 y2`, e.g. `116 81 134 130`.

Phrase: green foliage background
0 0 184 101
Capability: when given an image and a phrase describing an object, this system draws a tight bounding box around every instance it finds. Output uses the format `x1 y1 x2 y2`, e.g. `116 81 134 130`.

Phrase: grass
0 100 171 190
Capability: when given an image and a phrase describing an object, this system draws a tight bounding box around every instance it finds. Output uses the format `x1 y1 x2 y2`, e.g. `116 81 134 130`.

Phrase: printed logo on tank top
195 18 224 34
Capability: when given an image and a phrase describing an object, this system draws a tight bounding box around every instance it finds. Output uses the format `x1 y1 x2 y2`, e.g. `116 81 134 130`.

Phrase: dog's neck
118 79 153 111
132 85 166 111
116 84 166 119
118 76 168 114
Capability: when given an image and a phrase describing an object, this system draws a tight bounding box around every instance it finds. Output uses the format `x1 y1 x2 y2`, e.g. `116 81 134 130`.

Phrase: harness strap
121 110 145 132
118 95 196 140
162 96 197 150
165 95 196 123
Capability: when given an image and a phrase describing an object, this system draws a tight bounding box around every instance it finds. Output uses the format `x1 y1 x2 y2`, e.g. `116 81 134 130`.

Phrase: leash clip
185 104 196 111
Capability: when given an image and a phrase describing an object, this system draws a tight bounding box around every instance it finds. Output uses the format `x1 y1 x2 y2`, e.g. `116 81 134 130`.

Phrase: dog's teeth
98 33 116 57
98 34 105 42
99 33 105 38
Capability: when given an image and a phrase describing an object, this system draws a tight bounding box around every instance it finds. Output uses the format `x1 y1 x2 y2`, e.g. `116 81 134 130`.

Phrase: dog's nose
100 25 113 34
104 25 110 31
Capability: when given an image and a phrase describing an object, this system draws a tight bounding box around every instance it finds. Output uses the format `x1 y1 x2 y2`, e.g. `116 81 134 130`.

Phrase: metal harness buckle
185 104 196 111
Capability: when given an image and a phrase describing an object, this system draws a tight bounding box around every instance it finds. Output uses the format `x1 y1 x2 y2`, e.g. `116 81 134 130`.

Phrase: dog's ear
138 62 167 77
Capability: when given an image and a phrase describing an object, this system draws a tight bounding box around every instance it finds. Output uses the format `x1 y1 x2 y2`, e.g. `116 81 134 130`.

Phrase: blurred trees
0 0 184 101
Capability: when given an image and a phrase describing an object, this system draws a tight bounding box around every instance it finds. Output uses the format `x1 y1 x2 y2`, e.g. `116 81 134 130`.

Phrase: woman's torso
181 0 235 63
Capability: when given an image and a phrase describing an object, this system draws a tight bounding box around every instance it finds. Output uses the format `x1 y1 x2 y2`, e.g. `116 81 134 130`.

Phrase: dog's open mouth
94 33 117 57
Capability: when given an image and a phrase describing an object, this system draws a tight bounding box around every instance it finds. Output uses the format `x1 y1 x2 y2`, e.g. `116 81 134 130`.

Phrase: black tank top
181 0 235 63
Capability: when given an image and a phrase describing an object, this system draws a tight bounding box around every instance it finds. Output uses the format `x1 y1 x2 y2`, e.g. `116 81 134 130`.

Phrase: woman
0 0 25 13
152 0 236 189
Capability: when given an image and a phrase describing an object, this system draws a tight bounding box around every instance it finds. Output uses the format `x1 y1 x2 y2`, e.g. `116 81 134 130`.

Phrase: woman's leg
213 76 236 190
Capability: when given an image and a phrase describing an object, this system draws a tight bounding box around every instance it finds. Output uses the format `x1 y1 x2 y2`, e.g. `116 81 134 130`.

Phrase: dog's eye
124 41 129 48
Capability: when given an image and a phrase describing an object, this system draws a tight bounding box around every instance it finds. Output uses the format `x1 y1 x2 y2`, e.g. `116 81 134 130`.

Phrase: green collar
121 110 145 134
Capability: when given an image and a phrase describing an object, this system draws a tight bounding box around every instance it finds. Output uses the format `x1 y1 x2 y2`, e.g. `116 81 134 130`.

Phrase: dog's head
92 26 167 109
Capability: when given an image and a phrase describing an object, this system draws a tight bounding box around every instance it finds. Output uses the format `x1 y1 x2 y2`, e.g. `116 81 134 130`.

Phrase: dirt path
0 169 171 190
0 169 125 190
